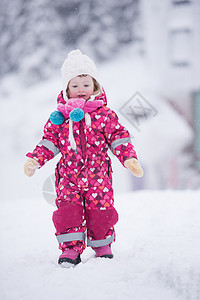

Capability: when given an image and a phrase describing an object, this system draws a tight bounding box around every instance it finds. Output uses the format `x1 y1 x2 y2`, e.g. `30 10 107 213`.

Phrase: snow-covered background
1 1 200 299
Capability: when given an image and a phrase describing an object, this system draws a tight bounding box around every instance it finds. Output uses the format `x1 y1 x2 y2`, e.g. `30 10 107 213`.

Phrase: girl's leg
53 189 86 256
84 184 118 253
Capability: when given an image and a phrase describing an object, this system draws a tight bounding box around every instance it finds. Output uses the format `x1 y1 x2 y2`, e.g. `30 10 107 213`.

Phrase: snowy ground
1 190 200 300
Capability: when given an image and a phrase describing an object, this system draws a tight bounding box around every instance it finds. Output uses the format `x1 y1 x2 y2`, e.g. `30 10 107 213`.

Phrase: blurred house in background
141 0 199 118
137 0 200 188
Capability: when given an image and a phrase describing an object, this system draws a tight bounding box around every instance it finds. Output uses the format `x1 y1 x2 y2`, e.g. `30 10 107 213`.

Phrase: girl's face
68 75 94 101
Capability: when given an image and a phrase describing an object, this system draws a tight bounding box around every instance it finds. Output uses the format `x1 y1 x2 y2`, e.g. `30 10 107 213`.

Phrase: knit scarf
57 98 103 151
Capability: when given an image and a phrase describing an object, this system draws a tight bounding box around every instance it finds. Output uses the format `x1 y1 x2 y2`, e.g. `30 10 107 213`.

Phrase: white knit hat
61 49 101 101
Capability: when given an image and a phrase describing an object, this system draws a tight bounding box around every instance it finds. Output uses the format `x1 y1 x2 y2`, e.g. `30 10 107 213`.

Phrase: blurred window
170 29 192 67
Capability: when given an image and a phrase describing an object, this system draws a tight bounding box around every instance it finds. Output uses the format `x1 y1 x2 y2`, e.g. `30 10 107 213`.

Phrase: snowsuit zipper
107 160 112 182
56 163 61 188
79 121 86 161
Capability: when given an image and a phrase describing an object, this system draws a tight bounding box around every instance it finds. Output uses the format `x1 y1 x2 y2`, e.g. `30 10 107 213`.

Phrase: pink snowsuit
27 90 137 253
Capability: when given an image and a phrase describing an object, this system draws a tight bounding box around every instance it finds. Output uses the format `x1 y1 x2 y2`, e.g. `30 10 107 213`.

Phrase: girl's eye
84 85 89 87
72 85 78 88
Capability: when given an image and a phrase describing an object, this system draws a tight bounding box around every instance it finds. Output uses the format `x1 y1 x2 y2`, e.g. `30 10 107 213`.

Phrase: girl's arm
103 108 143 177
26 119 60 169
103 108 137 165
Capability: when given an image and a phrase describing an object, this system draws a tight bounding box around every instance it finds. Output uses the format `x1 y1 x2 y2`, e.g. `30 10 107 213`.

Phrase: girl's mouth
78 95 86 98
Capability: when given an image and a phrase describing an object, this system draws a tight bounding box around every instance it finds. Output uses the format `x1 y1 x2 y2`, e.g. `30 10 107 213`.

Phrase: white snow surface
1 190 200 300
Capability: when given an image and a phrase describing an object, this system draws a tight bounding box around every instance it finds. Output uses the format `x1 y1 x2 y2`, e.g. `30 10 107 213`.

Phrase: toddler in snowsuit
24 49 143 267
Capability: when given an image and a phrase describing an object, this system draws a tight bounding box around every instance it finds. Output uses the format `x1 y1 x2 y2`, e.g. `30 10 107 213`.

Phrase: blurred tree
0 0 140 82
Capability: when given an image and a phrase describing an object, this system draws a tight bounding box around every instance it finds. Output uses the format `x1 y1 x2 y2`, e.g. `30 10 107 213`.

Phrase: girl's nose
78 87 85 93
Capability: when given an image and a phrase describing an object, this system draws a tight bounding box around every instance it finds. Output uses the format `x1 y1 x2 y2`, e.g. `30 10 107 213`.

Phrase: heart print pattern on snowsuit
27 90 137 253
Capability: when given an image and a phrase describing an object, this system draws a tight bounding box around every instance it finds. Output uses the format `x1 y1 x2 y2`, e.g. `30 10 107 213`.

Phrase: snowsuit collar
57 98 104 120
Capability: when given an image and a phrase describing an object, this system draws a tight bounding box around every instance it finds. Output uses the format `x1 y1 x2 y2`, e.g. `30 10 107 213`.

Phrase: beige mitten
124 157 143 177
24 158 39 177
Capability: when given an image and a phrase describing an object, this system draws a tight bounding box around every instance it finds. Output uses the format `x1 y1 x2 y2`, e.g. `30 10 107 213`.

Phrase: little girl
24 49 143 267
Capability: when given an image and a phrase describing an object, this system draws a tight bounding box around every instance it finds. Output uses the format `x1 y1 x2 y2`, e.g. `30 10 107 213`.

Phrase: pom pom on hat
68 49 82 58
61 49 101 101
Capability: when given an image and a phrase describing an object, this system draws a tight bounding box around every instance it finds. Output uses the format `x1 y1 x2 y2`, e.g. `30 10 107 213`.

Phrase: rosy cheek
69 90 77 98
